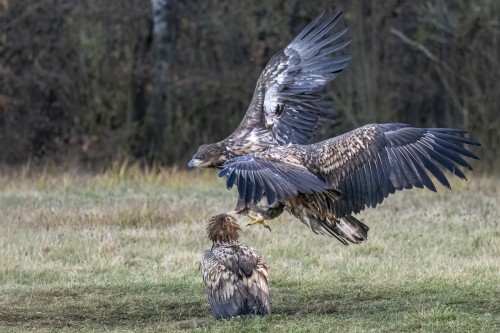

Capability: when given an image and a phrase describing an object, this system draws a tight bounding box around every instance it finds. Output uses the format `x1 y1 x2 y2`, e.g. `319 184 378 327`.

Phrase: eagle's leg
226 198 248 218
225 209 271 231
246 213 272 232
226 210 241 218
228 199 285 232
245 202 285 232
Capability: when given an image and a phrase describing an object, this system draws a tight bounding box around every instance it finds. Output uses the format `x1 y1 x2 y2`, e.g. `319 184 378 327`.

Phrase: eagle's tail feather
299 213 369 245
330 215 369 245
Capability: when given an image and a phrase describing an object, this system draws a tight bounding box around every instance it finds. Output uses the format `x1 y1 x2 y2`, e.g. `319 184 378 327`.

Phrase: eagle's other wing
218 152 335 205
237 245 271 316
308 123 480 216
201 249 248 320
235 12 351 145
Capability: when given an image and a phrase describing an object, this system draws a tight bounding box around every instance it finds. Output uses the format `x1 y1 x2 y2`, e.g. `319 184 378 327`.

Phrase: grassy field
0 165 498 332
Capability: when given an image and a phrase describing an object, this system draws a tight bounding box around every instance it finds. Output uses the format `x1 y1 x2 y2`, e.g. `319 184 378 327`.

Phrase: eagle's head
206 213 241 244
188 142 229 169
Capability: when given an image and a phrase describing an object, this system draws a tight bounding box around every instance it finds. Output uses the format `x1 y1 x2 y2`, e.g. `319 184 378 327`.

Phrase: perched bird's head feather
206 213 241 244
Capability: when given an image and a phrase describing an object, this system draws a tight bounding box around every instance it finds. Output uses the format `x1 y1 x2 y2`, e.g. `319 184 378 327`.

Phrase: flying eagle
201 213 271 319
218 124 479 244
189 13 480 245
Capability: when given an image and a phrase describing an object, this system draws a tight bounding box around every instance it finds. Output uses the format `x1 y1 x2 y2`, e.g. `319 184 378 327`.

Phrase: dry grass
0 165 498 332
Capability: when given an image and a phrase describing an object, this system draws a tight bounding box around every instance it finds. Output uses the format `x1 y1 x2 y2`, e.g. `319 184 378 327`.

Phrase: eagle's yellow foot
246 213 271 232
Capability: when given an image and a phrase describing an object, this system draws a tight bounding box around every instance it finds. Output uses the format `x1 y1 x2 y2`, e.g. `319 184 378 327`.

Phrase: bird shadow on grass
0 281 495 331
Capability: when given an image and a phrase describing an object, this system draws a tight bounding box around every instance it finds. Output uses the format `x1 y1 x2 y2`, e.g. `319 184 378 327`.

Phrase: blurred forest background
0 0 497 171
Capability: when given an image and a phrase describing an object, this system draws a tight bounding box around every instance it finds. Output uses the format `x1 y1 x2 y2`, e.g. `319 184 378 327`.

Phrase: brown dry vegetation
0 167 498 332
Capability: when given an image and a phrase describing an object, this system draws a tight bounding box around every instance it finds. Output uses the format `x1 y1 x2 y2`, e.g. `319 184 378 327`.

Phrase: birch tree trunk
146 0 176 162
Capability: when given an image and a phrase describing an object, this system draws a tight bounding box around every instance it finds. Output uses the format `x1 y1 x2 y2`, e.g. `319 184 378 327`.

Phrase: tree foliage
0 0 496 170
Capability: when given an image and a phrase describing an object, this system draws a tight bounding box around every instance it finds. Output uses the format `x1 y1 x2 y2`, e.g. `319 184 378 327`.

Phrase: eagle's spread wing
308 124 480 216
219 124 479 214
218 153 334 205
235 12 350 145
201 246 270 319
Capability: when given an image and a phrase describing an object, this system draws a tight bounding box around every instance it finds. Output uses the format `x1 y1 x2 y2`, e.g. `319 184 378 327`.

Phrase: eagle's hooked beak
188 158 202 169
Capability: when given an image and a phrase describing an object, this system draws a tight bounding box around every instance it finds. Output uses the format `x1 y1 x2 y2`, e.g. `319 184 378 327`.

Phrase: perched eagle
201 213 271 319
189 13 480 245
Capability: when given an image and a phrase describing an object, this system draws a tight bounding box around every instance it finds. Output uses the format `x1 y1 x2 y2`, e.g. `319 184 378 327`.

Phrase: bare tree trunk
146 0 176 162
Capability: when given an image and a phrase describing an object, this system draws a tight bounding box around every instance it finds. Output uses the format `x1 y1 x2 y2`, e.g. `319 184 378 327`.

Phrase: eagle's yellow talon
246 213 272 232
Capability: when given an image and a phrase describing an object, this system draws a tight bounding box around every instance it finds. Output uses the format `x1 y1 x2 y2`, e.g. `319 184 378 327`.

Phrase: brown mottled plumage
201 214 270 320
188 12 480 245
